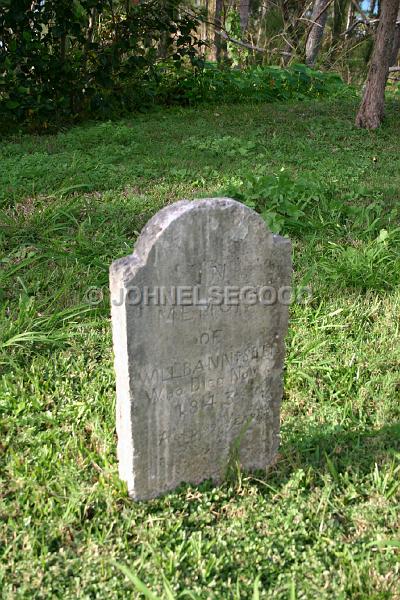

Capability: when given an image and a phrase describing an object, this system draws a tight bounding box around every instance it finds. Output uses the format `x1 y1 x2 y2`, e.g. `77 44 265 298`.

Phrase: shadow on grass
167 422 400 503
275 421 399 475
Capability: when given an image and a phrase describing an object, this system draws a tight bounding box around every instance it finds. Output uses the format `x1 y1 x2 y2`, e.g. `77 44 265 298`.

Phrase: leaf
261 210 284 234
367 539 400 549
376 229 388 243
5 100 20 110
112 562 160 599
252 576 261 600
324 452 339 482
162 575 176 600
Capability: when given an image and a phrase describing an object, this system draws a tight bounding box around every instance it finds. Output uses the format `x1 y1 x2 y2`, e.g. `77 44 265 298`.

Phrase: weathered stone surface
110 198 291 500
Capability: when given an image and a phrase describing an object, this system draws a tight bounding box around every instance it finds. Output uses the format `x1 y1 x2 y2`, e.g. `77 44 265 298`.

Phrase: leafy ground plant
0 96 399 599
157 63 353 107
223 169 310 233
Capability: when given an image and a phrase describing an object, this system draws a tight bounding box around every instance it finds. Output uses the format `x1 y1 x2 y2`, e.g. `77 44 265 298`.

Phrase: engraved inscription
110 198 291 500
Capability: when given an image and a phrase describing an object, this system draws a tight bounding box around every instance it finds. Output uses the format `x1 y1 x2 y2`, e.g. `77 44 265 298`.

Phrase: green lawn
1 97 399 599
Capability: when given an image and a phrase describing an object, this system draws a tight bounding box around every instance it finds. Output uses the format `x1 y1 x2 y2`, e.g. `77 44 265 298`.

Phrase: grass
1 96 399 599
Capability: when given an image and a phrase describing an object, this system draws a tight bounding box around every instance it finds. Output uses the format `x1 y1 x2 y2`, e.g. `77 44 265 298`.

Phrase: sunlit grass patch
0 97 399 599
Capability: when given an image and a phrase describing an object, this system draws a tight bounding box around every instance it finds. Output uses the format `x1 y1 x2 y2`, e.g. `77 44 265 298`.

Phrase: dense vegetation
1 1 399 130
1 96 399 598
0 0 201 129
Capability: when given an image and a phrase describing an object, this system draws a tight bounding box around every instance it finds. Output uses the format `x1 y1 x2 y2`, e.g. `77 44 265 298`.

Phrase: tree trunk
356 0 400 129
158 0 174 59
256 1 267 48
200 0 208 45
345 1 355 38
333 0 350 40
238 0 250 32
306 0 331 66
390 8 400 65
214 0 224 63
279 0 309 65
87 8 97 42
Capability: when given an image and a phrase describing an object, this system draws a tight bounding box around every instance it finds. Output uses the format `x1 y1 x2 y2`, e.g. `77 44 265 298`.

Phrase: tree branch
341 18 379 36
351 0 369 22
219 30 266 53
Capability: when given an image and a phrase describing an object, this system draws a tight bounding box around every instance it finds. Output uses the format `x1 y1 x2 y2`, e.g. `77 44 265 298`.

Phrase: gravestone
110 198 291 500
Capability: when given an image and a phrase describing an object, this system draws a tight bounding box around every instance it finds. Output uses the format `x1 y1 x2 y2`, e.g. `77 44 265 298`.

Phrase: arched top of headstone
111 197 286 286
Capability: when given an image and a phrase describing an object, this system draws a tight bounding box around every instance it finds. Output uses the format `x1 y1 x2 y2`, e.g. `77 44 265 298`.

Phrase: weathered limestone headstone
110 198 291 500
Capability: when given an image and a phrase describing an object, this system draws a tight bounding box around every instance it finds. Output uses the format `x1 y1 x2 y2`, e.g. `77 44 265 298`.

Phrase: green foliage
226 174 390 241
224 169 311 233
320 228 400 292
0 0 352 136
0 0 202 130
156 62 352 106
184 134 257 156
225 9 249 66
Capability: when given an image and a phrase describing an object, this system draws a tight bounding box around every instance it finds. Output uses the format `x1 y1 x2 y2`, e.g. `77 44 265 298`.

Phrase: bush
0 0 351 132
0 0 202 131
155 62 351 106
